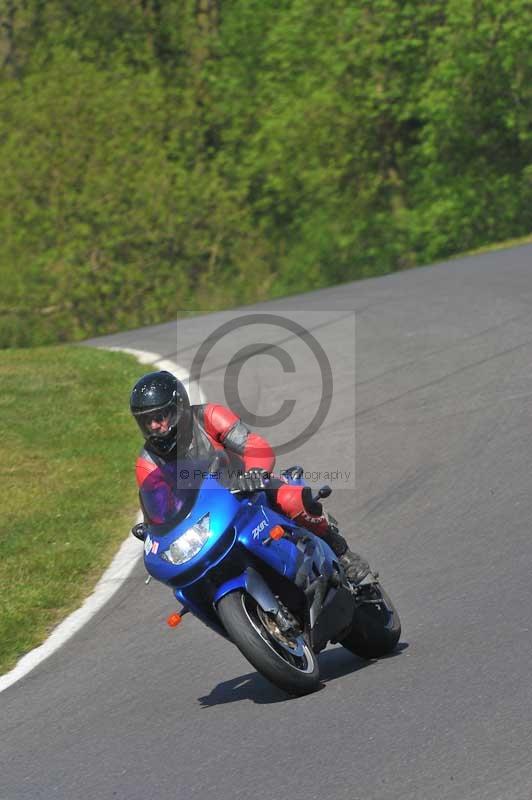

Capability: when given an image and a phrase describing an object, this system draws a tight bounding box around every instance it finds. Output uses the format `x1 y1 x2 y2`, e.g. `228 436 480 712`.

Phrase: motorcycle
134 454 401 696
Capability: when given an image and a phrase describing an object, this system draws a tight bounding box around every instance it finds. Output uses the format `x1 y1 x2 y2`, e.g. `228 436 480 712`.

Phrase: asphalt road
3 245 532 800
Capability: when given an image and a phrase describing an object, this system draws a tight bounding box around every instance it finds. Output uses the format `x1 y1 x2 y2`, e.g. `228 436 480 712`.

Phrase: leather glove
280 465 304 482
231 468 270 493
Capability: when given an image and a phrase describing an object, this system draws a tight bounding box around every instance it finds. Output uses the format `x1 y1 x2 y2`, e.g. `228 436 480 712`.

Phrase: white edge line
0 347 205 694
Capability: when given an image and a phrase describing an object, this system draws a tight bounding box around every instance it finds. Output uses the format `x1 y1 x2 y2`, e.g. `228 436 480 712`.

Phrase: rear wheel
217 590 320 696
340 583 401 659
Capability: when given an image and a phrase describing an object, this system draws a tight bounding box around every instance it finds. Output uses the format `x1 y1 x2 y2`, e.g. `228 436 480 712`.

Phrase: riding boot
318 516 371 584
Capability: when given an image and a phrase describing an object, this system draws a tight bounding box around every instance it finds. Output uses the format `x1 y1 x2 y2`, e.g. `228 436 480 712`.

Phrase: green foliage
1 0 531 347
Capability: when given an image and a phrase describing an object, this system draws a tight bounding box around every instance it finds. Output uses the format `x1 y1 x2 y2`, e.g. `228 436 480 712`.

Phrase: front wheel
217 591 320 696
340 583 401 659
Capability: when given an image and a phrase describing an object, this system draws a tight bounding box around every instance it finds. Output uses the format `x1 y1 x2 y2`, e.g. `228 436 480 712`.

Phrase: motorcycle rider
130 370 370 583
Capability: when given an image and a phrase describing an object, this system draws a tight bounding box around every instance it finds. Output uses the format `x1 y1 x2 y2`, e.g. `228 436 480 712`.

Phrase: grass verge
463 232 532 257
0 345 149 675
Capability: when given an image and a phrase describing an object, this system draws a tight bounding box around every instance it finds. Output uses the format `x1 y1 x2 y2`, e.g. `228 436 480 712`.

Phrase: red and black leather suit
135 402 331 534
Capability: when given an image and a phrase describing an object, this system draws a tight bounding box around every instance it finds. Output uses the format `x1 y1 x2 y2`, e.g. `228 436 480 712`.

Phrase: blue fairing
143 469 337 632
143 477 241 585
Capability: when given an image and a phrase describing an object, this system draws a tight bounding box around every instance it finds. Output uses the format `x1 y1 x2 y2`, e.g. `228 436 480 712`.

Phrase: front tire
217 590 320 696
340 583 401 659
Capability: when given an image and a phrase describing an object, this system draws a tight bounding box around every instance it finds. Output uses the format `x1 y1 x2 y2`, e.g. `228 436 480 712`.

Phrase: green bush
1 0 531 347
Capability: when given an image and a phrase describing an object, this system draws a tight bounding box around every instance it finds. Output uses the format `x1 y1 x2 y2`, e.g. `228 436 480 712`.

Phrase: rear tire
340 583 401 659
217 590 320 696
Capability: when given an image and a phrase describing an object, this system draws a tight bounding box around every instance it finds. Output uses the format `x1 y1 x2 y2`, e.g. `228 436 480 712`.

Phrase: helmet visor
133 402 180 441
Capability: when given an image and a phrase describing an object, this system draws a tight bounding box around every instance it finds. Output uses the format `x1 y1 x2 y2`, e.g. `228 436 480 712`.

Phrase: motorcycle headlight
162 514 211 565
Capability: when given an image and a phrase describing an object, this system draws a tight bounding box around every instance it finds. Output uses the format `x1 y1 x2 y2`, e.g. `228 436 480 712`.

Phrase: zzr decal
252 519 269 540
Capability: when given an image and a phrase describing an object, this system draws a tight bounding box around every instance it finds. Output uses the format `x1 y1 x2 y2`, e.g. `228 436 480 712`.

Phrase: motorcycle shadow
198 643 408 707
198 672 288 707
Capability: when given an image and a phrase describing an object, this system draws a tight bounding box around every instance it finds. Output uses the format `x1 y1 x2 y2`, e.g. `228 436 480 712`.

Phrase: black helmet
130 371 192 457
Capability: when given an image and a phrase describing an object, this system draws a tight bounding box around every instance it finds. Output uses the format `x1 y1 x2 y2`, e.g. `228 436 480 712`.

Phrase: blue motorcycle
135 455 401 696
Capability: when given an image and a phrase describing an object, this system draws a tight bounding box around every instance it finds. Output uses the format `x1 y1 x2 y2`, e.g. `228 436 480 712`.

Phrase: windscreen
140 453 232 531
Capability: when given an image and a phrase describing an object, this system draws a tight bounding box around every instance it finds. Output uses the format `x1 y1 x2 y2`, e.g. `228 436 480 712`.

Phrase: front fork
213 566 303 637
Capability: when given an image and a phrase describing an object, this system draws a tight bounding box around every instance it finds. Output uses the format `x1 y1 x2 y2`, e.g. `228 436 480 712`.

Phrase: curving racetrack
3 245 532 800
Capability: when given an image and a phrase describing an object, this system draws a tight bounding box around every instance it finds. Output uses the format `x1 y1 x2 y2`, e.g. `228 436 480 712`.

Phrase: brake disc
257 606 299 649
